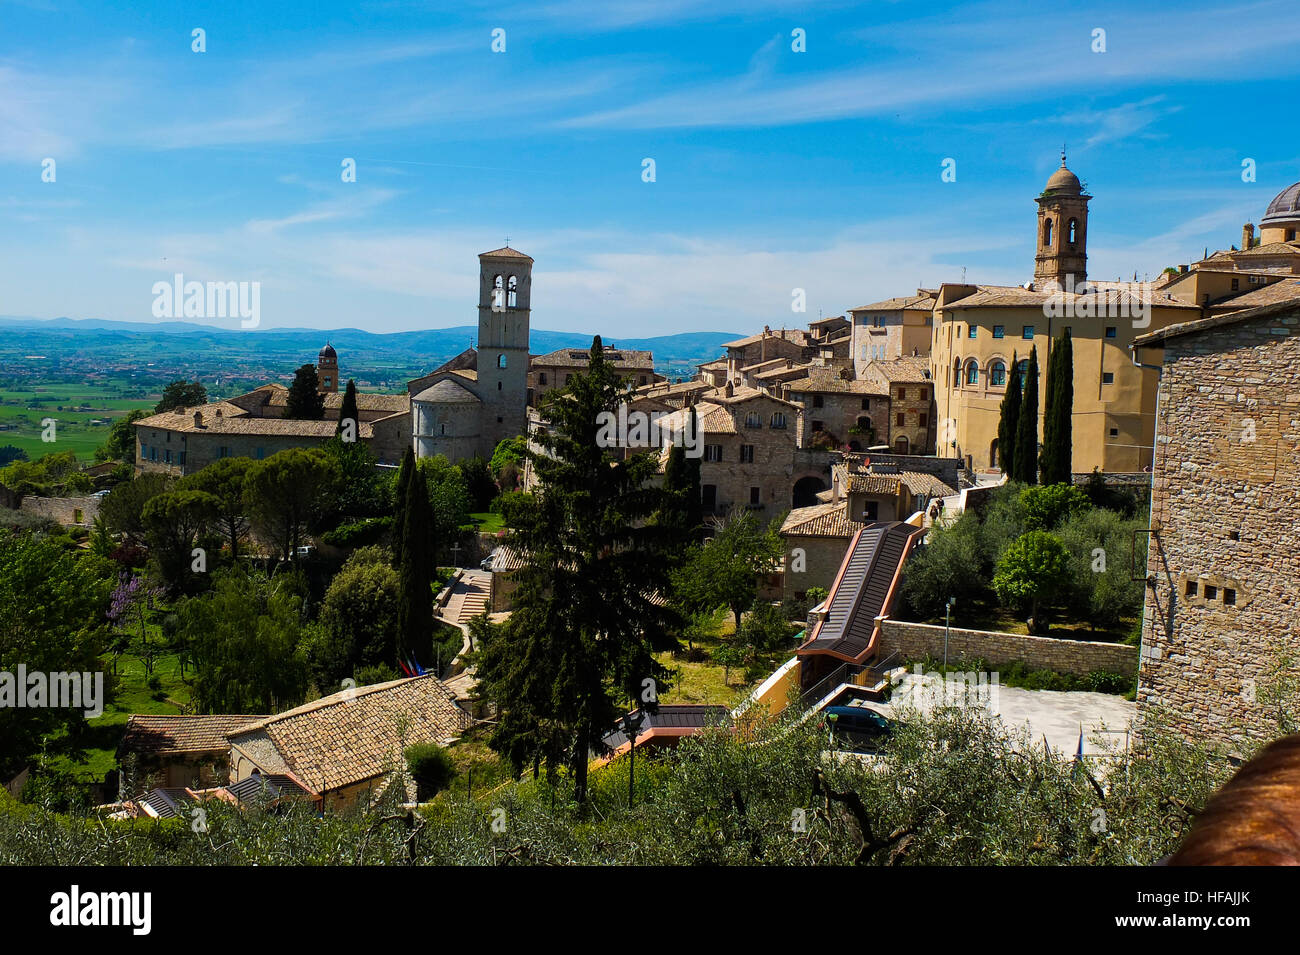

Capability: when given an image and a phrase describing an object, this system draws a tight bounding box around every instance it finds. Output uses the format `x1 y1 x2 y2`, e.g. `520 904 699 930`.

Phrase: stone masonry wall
878 619 1138 678
18 495 101 526
1137 307 1300 748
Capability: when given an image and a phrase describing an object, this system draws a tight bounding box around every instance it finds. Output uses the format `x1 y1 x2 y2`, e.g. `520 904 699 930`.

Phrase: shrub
404 743 456 801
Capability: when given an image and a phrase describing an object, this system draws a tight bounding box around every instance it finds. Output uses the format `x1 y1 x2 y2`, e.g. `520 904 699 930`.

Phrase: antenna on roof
961 267 967 283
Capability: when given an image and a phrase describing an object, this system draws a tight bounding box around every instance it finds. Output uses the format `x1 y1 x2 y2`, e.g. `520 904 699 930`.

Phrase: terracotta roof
1134 297 1300 347
846 473 903 495
1233 241 1300 258
864 356 932 383
264 391 409 413
788 367 888 395
119 714 268 757
780 501 866 538
479 246 533 261
898 471 957 498
134 406 374 439
721 329 807 349
850 293 936 312
532 348 654 369
228 675 472 794
1212 278 1300 310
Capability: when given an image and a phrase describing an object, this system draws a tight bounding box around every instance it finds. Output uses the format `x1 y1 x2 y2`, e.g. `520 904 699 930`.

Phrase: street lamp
944 596 957 672
620 709 645 809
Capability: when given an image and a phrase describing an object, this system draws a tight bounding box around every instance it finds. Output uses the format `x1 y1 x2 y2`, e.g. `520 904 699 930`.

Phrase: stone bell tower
477 246 532 452
1034 153 1090 290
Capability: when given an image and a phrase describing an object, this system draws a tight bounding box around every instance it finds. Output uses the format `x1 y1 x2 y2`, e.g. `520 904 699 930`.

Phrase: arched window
745 412 761 429
770 412 787 429
1067 218 1078 245
965 360 980 386
990 360 1007 386
497 354 507 368
1043 218 1054 247
492 274 504 310
507 275 518 308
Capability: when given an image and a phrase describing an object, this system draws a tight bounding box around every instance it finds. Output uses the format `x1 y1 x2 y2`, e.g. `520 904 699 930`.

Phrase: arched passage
792 475 827 509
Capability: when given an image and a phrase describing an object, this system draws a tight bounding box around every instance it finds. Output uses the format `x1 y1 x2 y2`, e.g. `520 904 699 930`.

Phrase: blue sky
2 0 1298 337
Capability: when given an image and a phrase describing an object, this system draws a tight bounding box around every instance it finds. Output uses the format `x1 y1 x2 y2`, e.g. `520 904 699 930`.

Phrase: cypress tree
996 350 1020 473
1013 346 1040 484
397 462 435 666
1040 331 1074 485
337 379 359 438
392 447 414 563
285 364 325 420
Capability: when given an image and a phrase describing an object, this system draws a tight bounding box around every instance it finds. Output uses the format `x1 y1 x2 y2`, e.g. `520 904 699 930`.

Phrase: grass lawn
463 511 506 535
654 611 799 708
916 604 1140 644
0 384 154 461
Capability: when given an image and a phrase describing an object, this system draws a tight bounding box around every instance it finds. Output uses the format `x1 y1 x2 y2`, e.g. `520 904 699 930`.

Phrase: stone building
316 343 339 394
1131 297 1300 748
860 357 936 455
720 328 807 384
849 291 937 370
407 247 534 462
783 366 890 452
528 347 660 406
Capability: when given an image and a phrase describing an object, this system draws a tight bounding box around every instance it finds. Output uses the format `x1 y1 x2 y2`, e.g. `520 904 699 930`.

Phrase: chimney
193 411 203 428
832 472 840 504
1179 264 1189 274
1243 223 1255 250
725 380 735 398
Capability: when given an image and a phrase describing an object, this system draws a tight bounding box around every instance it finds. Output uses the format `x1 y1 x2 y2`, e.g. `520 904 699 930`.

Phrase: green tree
489 436 527 492
674 509 782 628
0 445 26 467
337 379 359 437
736 599 796 652
0 530 114 779
285 364 325 420
100 471 172 545
94 410 148 463
1057 507 1147 636
417 455 471 551
995 350 1020 472
460 456 497 512
1020 482 1090 531
660 423 703 556
142 489 220 593
404 743 456 801
309 551 402 686
179 457 253 558
1012 346 1040 484
154 380 207 414
1040 331 1074 486
397 463 435 666
244 448 340 564
391 448 414 561
321 434 386 522
992 530 1069 633
900 510 989 622
474 335 679 802
178 568 309 713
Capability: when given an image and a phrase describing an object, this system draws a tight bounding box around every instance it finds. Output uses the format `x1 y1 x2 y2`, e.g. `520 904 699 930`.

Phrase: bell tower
477 246 532 452
1034 152 1090 290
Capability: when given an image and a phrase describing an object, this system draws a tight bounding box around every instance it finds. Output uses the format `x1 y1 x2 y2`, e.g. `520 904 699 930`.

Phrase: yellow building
929 160 1300 475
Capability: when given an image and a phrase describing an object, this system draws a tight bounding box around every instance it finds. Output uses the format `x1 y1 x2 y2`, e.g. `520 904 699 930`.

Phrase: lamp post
620 709 645 809
944 596 957 672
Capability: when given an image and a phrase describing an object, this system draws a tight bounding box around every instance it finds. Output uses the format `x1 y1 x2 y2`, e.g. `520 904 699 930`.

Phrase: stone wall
18 494 101 526
878 619 1138 678
783 535 850 600
1137 305 1300 747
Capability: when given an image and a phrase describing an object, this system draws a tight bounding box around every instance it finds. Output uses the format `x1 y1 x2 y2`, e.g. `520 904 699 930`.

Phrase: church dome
1043 158 1082 196
319 343 337 360
1261 181 1300 226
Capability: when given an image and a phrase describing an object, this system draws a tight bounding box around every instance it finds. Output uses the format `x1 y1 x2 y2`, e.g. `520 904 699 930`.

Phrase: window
1109 428 1118 437
1231 278 1240 291
862 501 879 521
539 373 548 385
702 485 717 509
1204 585 1218 601
896 412 905 427
1043 218 1054 247
1067 218 1078 245
967 325 977 339
993 325 1005 339
1105 326 1117 338
897 387 907 400
498 381 502 391
1015 359 1028 383
740 444 754 463
965 361 979 386
1186 580 1198 597
749 486 761 506
770 412 787 429
1224 588 1237 606
745 412 761 429
812 420 824 433
813 395 824 409
497 354 508 368
990 361 1007 386
1102 372 1114 384
919 412 928 427
921 387 929 401
860 398 870 411
639 376 647 386
704 445 723 462
507 275 518 308
256 447 265 459
1022 325 1034 340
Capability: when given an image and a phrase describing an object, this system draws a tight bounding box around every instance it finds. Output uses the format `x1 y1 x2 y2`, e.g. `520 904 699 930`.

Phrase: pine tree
996 350 1020 473
1040 331 1074 486
660 405 703 553
474 335 679 803
1013 346 1040 484
396 461 435 666
337 379 359 438
285 364 325 420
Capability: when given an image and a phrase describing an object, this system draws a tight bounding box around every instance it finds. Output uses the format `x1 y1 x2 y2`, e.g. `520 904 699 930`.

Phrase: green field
0 380 156 461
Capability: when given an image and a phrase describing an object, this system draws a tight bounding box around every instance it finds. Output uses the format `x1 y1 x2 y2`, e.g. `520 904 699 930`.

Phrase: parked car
823 704 893 751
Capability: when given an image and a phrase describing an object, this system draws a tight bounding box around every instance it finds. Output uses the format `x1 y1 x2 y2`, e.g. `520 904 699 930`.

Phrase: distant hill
0 317 740 380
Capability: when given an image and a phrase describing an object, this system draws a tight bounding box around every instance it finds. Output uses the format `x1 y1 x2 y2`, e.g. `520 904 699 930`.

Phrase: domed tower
317 343 339 394
1260 181 1300 245
477 246 532 451
1034 153 1090 290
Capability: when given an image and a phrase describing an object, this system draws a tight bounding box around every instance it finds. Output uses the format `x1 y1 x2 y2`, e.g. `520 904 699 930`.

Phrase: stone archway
792 475 827 509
